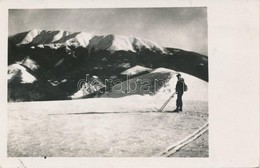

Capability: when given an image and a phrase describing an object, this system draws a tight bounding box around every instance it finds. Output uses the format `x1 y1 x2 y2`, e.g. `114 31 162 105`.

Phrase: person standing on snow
173 73 185 112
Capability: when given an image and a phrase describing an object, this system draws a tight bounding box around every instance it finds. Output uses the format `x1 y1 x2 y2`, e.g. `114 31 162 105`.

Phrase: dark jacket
175 78 184 93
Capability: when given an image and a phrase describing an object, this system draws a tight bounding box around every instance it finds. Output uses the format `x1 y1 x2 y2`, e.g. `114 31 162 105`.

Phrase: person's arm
175 81 180 93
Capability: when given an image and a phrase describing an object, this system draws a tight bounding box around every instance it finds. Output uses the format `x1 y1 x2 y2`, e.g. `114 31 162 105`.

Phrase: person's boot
179 108 183 112
173 108 179 112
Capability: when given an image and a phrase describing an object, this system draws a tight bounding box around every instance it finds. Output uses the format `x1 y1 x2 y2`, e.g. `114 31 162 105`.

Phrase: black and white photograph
7 8 209 157
1 0 259 167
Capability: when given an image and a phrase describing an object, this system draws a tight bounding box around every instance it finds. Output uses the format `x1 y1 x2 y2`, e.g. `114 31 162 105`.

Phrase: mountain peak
19 29 42 45
88 33 166 53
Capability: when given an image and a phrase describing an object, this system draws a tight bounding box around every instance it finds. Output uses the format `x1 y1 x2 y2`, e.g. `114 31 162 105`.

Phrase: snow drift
101 67 207 101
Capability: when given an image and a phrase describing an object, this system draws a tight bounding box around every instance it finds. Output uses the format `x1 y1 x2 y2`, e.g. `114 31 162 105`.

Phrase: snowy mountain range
8 29 208 102
9 29 166 53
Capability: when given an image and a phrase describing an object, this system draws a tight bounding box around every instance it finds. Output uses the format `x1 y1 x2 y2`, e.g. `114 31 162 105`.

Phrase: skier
173 73 185 112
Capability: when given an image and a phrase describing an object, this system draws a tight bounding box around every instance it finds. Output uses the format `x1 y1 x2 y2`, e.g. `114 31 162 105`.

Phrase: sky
9 8 207 55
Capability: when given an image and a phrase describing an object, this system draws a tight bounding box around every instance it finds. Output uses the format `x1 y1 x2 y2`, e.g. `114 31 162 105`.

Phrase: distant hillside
100 68 208 101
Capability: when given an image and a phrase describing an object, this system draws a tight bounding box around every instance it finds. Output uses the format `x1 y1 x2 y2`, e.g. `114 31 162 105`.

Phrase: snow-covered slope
13 29 93 48
70 76 106 99
102 67 207 101
18 29 42 45
17 29 70 45
120 65 152 76
152 69 208 101
88 34 135 52
132 37 165 52
10 29 166 53
55 32 93 47
8 64 37 84
88 34 166 53
17 56 40 71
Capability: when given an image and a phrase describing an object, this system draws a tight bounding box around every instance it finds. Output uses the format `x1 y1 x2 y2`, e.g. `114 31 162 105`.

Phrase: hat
176 73 181 77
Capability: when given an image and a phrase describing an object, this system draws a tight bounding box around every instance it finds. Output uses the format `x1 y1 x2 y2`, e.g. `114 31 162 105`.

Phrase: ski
158 92 176 112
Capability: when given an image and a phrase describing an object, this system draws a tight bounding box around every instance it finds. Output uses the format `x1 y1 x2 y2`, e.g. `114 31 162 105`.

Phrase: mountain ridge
9 29 166 53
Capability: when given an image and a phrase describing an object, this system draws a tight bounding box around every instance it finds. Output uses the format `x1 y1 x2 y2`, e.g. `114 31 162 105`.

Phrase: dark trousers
176 92 183 110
